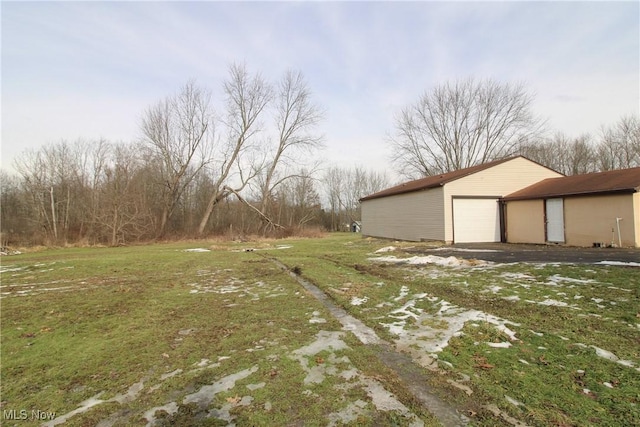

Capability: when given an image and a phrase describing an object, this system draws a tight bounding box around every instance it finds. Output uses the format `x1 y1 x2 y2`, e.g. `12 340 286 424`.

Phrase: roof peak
361 156 541 201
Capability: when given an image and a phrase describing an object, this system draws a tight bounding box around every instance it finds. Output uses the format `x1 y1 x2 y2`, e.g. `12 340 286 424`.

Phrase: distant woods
517 115 640 176
1 65 389 246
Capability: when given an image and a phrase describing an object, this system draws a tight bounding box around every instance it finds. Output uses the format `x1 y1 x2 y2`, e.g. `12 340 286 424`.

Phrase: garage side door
453 198 501 243
545 198 565 243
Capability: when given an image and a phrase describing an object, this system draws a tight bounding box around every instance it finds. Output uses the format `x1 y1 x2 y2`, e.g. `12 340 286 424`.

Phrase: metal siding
443 157 564 241
635 193 640 247
361 187 444 241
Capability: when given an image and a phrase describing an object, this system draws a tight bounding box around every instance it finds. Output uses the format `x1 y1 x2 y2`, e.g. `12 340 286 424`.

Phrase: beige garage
360 156 562 243
504 167 640 247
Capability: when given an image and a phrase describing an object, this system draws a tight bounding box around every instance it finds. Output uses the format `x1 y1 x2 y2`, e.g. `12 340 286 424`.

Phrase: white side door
545 198 565 243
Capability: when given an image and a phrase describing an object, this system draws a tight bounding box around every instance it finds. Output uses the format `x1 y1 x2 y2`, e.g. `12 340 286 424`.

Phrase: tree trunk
50 187 58 240
197 188 227 235
111 204 118 246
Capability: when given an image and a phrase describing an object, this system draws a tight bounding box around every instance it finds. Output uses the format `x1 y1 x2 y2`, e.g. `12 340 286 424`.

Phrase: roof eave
360 185 439 202
503 187 638 202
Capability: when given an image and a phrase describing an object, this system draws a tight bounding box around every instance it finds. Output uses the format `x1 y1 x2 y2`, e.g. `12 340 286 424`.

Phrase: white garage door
453 198 501 243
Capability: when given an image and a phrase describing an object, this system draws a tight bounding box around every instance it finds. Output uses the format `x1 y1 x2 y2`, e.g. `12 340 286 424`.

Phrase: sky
2 1 639 178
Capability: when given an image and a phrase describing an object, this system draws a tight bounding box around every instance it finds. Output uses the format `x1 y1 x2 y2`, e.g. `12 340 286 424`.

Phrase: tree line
1 64 389 246
517 116 640 176
0 137 389 246
2 74 637 247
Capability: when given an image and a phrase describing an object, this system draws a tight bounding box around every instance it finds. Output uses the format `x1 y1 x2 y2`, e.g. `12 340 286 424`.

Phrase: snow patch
591 346 638 370
380 295 520 357
499 272 535 280
309 310 327 324
143 402 179 426
537 299 569 307
44 393 106 426
370 255 489 268
350 296 369 306
291 331 424 426
487 342 511 348
394 285 410 301
547 275 596 285
183 365 258 407
505 395 524 407
597 261 640 267
431 247 500 253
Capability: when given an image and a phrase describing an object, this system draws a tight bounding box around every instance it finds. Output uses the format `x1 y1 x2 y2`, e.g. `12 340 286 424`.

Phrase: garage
453 198 501 243
360 156 563 243
504 167 640 247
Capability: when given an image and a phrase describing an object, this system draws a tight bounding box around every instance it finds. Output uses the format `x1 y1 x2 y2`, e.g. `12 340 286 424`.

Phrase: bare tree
564 134 596 175
323 166 389 230
141 81 214 237
257 70 324 220
5 65 327 244
197 64 271 235
598 115 640 170
517 137 558 172
92 143 154 245
0 171 31 245
13 139 96 243
196 66 324 235
390 78 543 177
519 132 598 176
322 167 345 231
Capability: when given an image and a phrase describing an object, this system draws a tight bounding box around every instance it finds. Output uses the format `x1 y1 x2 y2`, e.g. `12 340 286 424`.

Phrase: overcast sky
2 1 638 177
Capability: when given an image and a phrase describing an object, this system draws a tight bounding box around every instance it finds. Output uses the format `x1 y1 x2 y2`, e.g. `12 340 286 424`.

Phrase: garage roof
504 167 640 201
360 156 524 201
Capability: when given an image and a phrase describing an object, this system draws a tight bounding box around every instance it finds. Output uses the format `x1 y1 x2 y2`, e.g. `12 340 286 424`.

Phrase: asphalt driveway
408 243 640 264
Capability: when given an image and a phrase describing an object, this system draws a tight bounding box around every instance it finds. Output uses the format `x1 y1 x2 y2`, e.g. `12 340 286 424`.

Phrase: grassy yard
1 234 638 426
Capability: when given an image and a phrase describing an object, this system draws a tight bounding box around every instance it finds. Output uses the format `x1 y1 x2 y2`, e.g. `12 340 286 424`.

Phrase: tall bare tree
257 70 324 220
196 66 324 235
93 143 154 245
141 81 214 237
390 78 543 177
197 64 271 235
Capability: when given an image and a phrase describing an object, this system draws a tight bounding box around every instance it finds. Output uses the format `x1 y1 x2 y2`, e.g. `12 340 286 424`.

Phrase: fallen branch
223 186 285 230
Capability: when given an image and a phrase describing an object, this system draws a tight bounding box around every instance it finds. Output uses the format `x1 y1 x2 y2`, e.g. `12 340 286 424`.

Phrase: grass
1 234 638 426
1 238 438 426
264 235 640 426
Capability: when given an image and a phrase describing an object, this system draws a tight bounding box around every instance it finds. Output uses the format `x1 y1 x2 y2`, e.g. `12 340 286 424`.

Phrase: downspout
616 218 623 248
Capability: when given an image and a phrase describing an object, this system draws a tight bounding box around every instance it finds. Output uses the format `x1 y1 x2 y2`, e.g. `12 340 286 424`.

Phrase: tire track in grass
267 256 471 427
